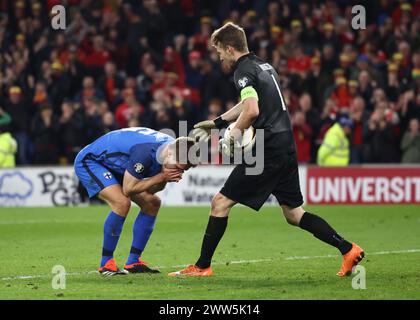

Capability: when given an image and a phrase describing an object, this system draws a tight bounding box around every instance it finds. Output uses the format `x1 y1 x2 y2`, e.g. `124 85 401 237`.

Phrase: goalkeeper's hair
210 22 248 52
170 137 200 167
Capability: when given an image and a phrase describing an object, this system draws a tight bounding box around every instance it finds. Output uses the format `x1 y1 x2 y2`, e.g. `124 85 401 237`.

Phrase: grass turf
0 205 419 300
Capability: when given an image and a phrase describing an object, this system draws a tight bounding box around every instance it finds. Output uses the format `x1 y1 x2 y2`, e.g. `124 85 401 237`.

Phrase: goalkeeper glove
219 135 242 157
192 117 229 142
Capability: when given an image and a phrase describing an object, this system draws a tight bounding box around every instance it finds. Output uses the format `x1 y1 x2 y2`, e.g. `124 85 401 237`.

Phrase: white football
224 122 256 153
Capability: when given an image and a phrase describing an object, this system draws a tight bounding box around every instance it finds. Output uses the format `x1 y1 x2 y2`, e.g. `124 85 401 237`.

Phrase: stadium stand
0 0 419 166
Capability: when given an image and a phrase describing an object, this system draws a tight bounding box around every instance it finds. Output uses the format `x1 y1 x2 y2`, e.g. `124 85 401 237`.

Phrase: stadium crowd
0 0 420 167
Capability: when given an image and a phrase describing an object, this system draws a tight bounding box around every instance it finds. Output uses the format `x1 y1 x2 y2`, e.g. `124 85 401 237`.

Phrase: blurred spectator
315 99 337 152
203 98 224 164
115 88 143 128
358 70 374 110
330 77 352 111
0 107 11 127
46 61 71 111
400 89 420 131
65 11 89 45
401 118 420 163
363 102 400 163
185 50 204 91
31 104 60 165
142 0 167 52
297 93 319 161
98 62 124 108
0 129 17 168
59 101 85 163
100 111 119 135
206 99 223 120
80 35 110 77
33 81 50 108
317 116 352 167
0 107 16 168
349 96 370 164
152 105 176 132
292 110 312 163
301 56 332 109
75 76 105 102
4 86 31 164
288 44 311 78
83 98 107 143
162 46 185 87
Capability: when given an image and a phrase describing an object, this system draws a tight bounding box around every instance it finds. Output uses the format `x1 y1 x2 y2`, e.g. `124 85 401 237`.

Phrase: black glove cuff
214 117 229 129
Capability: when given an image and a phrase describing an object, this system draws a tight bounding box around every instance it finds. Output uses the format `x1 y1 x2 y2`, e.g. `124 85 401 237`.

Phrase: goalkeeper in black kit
168 22 364 277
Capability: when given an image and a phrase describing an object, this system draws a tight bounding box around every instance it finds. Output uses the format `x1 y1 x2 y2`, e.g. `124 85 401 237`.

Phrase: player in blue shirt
74 127 197 275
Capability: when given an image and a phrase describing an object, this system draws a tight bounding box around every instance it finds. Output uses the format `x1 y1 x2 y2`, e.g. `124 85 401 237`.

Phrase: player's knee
141 195 161 215
111 197 132 216
285 215 299 226
281 205 304 226
211 193 232 217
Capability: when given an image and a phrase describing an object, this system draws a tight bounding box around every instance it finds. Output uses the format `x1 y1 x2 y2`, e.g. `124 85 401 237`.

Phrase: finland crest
134 163 144 173
238 76 249 88
103 172 112 180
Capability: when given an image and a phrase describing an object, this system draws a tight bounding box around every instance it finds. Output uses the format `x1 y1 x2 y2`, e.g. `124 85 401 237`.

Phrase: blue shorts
74 153 123 198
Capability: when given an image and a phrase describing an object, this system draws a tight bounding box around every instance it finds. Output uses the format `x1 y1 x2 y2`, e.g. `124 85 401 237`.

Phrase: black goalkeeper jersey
233 52 296 156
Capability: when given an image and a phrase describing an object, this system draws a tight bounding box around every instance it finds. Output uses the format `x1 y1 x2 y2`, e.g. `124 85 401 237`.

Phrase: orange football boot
337 243 365 277
124 259 160 274
99 258 128 276
168 265 213 277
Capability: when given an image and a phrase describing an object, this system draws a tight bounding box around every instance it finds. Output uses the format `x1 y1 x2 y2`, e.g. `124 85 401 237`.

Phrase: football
223 122 256 154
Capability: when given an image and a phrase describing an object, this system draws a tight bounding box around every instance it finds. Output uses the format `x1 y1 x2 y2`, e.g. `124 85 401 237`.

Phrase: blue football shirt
78 127 174 179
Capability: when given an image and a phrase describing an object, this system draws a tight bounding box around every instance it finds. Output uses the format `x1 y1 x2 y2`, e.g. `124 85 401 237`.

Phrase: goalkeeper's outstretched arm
218 100 244 123
192 100 245 142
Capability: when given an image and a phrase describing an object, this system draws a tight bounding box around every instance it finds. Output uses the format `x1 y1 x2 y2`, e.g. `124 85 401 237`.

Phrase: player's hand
219 135 241 157
161 167 183 183
192 120 216 142
194 120 216 130
193 118 229 142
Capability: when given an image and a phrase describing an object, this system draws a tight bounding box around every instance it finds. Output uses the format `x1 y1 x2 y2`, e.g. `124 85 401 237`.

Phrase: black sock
195 216 228 268
299 212 352 255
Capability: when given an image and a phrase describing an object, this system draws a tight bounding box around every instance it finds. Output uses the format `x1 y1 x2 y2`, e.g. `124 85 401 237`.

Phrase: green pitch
0 205 419 300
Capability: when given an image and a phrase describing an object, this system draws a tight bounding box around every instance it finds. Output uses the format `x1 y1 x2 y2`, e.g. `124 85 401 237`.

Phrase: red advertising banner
306 167 420 205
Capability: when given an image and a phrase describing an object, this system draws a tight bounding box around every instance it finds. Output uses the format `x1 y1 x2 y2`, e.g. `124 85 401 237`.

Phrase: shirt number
270 74 286 111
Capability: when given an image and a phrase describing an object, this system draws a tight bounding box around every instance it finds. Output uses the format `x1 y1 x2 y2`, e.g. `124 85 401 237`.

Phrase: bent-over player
75 127 196 275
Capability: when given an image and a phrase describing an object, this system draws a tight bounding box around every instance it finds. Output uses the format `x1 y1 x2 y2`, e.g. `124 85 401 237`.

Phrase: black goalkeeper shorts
220 151 304 211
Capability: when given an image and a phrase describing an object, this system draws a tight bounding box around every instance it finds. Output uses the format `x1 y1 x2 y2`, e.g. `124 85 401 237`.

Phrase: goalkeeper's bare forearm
193 100 248 142
218 100 244 123
231 97 259 136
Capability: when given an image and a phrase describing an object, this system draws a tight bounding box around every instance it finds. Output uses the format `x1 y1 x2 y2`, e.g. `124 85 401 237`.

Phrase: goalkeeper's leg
168 193 236 276
281 205 364 277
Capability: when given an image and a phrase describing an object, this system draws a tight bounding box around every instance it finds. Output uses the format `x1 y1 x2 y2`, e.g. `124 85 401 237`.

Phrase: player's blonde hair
170 137 200 167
